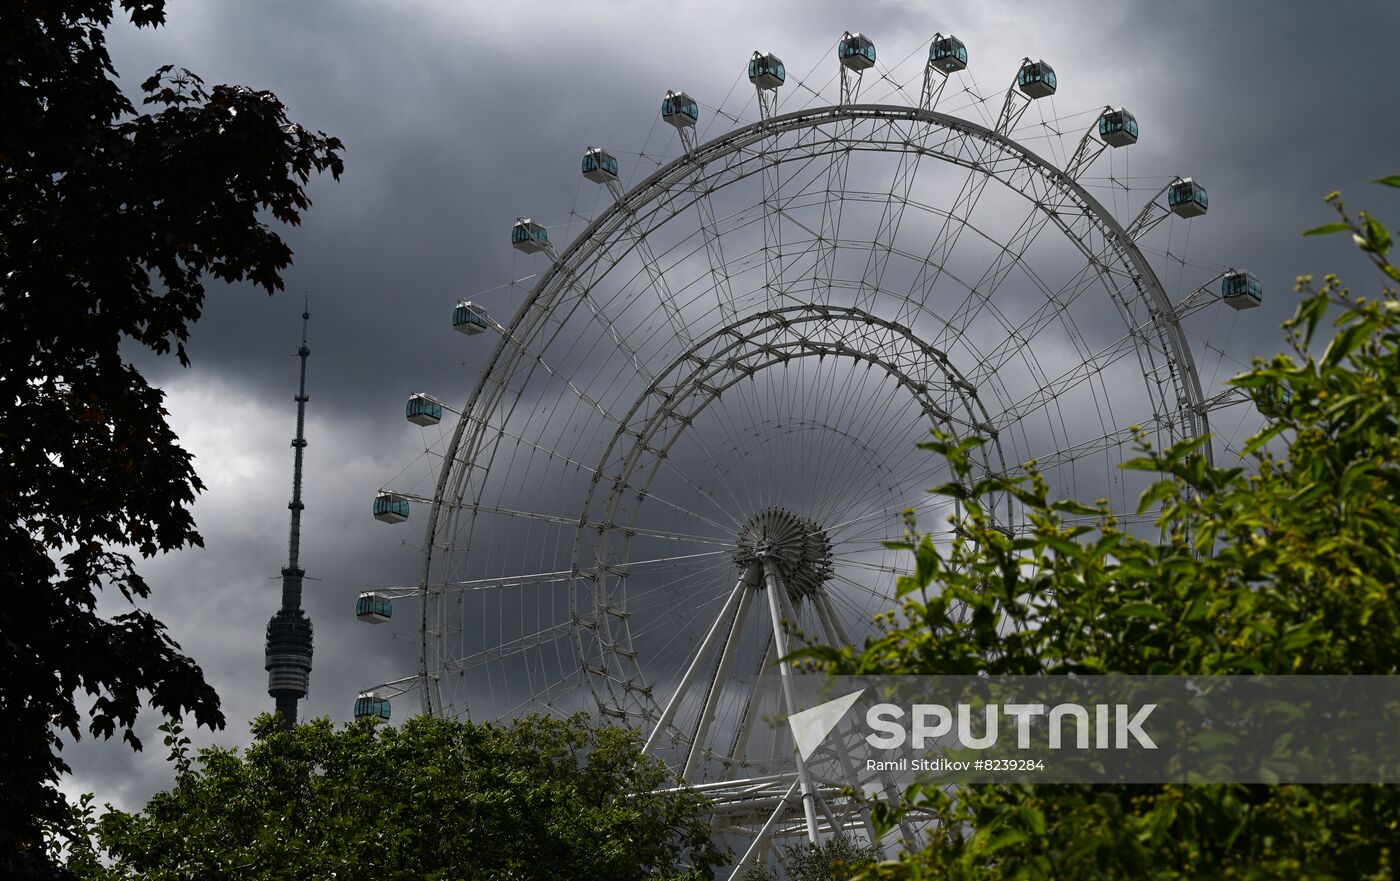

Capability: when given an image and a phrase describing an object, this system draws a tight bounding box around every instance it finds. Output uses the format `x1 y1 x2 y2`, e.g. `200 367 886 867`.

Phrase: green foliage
1 2 341 876
743 833 881 881
809 181 1400 879
60 714 724 881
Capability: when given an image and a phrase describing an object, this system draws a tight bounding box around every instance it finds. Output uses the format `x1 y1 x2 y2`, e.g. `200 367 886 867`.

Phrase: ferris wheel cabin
372 491 409 524
582 147 619 184
1168 178 1209 218
662 91 699 129
749 52 786 89
1017 59 1057 99
452 300 490 336
1099 108 1139 147
511 217 550 254
1222 271 1263 310
839 32 876 71
405 392 443 426
354 691 391 722
930 34 968 73
356 592 392 624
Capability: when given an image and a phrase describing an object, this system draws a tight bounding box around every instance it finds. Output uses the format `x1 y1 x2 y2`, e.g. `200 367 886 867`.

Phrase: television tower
264 303 315 724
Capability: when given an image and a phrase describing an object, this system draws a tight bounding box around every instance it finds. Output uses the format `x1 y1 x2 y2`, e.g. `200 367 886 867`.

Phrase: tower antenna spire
265 298 315 724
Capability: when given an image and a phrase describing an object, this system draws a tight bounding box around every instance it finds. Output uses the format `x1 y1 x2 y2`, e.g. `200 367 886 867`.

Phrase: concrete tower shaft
265 304 315 723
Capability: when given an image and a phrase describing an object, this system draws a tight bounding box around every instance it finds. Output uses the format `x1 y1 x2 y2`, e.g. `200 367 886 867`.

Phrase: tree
58 714 725 881
743 834 881 881
810 179 1400 879
0 2 343 875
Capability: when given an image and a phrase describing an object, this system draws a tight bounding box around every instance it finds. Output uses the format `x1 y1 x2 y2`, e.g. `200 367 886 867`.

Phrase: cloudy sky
61 0 1400 810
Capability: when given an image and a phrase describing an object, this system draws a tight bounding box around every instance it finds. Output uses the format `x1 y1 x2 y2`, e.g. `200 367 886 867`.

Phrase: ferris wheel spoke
809 118 856 307
831 557 908 580
431 550 730 595
755 138 843 306
477 415 733 531
893 138 1001 325
490 321 637 432
852 117 933 312
598 191 697 354
687 175 742 325
828 572 897 610
756 135 785 312
985 326 1158 435
957 261 1105 389
998 420 1161 479
824 491 952 540
440 621 574 674
445 501 731 546
825 574 894 628
936 215 1089 355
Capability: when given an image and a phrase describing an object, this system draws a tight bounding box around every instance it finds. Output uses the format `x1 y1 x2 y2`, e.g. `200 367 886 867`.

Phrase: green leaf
1373 175 1400 188
1302 222 1350 236
1321 322 1368 368
1115 603 1168 621
1363 213 1393 254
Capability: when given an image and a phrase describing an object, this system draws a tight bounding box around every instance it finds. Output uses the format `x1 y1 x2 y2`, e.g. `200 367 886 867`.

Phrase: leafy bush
810 180 1400 880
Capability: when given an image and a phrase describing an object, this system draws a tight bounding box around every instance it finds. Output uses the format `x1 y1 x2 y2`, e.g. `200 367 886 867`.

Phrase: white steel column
727 632 775 770
808 587 881 852
684 578 758 779
643 571 755 756
760 557 821 843
725 778 801 881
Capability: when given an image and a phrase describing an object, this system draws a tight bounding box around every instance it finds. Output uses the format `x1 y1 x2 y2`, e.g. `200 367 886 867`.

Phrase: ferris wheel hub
733 507 834 601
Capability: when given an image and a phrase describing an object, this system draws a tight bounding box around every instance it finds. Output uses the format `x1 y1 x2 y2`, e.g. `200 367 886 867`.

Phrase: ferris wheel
355 30 1264 870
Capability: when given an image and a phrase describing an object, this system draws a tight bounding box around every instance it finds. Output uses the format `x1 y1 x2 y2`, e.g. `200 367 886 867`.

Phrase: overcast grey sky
61 0 1400 810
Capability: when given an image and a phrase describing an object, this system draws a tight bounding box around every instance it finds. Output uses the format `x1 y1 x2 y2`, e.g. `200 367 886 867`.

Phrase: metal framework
362 35 1262 875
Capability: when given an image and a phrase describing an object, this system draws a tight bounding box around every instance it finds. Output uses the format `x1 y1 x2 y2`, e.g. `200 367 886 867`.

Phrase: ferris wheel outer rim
410 101 1212 719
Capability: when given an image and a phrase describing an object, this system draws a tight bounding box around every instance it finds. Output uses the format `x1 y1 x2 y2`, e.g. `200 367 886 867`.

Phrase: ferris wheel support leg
761 557 821 844
811 589 853 648
770 581 848 837
684 580 758 779
725 777 802 881
643 570 757 756
806 589 881 852
727 630 775 771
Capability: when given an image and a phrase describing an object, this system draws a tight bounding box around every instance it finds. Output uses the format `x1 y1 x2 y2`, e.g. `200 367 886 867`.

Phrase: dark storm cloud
61 0 1400 810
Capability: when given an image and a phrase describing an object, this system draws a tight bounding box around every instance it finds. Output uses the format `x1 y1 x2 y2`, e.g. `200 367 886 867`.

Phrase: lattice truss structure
358 31 1267 875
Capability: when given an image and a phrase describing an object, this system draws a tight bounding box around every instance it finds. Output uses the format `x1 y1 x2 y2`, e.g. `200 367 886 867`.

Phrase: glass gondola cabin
354 691 391 722
662 91 698 129
1258 381 1293 415
356 592 392 624
839 33 876 71
1099 108 1139 147
749 52 786 90
452 300 490 336
1221 271 1263 310
405 392 442 426
1017 59 1056 99
511 218 550 254
1168 178 1209 218
372 491 409 524
582 147 619 184
930 34 968 73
